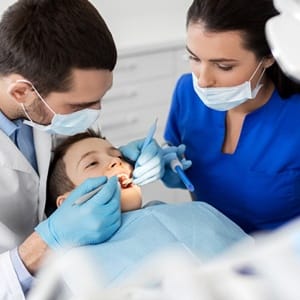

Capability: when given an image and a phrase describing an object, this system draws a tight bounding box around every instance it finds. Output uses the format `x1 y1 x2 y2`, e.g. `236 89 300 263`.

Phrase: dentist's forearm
18 231 50 275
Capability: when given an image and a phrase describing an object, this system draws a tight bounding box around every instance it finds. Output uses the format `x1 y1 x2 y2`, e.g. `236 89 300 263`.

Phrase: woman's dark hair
46 130 104 215
187 0 300 98
0 0 117 97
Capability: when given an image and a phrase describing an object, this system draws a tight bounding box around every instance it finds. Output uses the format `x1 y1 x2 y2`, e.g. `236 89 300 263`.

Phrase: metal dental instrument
72 183 105 206
135 118 158 169
140 118 158 153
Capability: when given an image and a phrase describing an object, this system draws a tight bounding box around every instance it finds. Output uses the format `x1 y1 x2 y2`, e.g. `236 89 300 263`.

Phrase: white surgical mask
192 60 266 111
17 80 100 136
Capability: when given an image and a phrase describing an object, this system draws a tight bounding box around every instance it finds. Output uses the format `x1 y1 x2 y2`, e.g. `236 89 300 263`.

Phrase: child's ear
56 192 70 207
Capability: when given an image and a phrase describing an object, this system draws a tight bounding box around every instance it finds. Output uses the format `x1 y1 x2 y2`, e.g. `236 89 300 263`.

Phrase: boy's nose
109 157 122 169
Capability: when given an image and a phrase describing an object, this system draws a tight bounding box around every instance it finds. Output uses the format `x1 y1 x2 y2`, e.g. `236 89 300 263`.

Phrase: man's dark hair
0 0 117 96
46 130 104 215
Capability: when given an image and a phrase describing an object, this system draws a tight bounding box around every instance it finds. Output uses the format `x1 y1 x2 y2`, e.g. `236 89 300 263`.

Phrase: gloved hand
35 176 121 249
161 144 192 189
119 138 164 185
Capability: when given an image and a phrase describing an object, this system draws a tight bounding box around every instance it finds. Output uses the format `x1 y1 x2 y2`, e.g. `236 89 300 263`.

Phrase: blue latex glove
161 144 192 189
119 138 164 185
35 176 121 249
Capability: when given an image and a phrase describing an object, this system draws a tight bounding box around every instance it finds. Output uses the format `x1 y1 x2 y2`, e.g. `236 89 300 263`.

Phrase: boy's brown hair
46 130 103 214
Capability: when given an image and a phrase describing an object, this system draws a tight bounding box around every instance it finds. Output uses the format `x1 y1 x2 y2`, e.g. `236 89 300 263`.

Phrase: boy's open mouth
117 174 133 189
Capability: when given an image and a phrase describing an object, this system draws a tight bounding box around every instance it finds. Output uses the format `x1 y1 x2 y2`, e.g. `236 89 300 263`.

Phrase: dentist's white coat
0 128 52 299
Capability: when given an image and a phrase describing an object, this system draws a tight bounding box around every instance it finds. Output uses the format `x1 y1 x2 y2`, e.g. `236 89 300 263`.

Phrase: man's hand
35 176 121 249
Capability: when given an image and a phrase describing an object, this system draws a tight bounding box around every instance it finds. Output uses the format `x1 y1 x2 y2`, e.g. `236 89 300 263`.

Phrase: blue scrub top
164 73 300 233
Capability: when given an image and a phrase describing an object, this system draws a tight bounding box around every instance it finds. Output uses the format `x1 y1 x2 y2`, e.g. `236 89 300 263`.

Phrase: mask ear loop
249 59 266 88
21 103 33 122
16 79 56 116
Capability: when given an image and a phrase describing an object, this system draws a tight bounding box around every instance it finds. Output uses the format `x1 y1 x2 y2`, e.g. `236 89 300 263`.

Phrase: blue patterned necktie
14 120 38 172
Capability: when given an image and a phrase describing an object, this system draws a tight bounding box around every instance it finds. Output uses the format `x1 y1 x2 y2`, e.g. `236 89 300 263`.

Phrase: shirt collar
0 110 22 138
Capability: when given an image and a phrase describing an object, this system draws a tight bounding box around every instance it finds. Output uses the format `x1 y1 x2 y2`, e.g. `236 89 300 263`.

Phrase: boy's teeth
123 178 133 186
117 174 133 188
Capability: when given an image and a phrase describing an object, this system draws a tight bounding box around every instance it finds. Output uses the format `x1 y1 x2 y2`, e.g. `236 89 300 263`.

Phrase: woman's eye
188 55 200 62
217 64 233 71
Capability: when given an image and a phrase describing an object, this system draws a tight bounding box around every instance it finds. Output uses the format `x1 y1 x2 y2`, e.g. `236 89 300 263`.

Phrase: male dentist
0 0 163 298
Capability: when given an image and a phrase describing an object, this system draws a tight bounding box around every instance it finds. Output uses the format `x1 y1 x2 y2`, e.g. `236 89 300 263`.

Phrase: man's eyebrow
71 99 100 108
185 46 238 63
76 150 98 168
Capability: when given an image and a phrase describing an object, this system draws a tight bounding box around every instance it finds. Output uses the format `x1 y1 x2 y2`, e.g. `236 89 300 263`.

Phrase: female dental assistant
0 1 163 298
162 0 300 234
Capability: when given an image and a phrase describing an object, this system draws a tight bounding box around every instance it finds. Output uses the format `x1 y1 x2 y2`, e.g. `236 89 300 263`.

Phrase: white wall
0 0 15 16
90 1 191 49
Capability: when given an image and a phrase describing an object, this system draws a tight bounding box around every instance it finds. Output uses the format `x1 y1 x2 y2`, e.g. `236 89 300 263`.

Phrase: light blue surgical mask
17 80 100 136
192 60 266 111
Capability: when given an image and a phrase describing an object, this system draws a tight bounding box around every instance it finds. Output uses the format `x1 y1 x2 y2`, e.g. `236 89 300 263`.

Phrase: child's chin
120 185 142 212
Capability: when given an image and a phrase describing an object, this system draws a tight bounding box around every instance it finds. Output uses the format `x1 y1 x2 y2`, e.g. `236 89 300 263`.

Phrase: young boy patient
47 130 142 213
47 130 249 287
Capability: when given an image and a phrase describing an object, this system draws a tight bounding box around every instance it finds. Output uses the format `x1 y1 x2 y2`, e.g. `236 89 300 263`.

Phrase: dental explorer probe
140 118 158 153
72 184 105 206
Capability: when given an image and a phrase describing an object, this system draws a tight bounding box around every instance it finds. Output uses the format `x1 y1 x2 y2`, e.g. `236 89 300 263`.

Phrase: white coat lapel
0 130 36 174
33 129 52 221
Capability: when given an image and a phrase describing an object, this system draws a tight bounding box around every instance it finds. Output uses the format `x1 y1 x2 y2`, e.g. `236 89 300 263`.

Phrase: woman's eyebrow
186 45 198 57
185 45 238 63
209 58 238 63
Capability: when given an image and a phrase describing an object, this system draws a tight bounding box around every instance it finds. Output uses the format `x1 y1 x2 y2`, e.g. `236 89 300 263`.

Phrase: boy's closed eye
85 160 99 169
